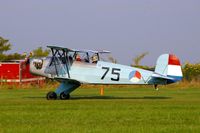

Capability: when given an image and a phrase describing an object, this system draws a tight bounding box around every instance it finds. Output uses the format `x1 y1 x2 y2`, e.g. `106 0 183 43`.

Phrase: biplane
29 46 183 100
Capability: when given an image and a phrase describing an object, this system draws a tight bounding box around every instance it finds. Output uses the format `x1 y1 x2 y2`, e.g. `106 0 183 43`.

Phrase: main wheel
60 92 70 100
46 91 57 100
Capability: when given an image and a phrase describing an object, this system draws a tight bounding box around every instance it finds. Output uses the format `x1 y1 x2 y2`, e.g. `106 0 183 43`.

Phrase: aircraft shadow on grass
23 96 171 100
71 96 171 100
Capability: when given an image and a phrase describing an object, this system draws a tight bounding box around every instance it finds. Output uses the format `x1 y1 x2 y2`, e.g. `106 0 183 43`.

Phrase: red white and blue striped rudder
155 54 183 83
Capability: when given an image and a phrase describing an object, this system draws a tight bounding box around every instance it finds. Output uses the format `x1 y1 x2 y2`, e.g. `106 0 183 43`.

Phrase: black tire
60 92 70 100
46 91 57 100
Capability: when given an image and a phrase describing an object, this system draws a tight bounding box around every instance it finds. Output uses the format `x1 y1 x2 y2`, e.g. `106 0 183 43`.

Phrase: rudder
155 54 183 83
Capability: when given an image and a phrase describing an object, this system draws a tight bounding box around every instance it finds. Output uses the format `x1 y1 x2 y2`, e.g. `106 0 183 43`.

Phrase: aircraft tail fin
155 54 183 83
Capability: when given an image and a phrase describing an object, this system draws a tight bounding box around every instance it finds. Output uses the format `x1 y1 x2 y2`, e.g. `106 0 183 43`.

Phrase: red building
0 60 45 84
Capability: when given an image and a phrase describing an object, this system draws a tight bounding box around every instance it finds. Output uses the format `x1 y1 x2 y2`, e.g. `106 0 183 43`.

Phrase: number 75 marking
101 67 121 81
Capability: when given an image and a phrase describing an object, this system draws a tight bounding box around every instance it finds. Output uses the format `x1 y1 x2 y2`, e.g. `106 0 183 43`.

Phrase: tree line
0 36 49 61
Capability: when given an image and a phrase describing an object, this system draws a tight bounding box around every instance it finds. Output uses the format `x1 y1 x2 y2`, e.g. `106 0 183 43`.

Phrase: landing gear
46 91 57 100
154 84 159 91
60 92 70 100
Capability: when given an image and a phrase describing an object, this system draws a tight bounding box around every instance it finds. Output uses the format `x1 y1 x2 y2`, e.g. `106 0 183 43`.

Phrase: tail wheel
46 91 57 100
154 84 159 91
60 92 70 100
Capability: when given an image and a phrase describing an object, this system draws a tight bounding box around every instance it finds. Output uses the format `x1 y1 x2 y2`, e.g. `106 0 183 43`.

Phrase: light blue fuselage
29 46 183 99
70 61 153 85
30 58 160 85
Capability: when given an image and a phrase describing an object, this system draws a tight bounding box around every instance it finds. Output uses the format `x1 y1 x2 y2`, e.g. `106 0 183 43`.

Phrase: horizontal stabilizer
151 73 174 80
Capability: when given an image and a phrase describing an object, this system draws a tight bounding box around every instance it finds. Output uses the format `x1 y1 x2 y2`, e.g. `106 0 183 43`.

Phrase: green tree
131 52 154 71
32 47 50 57
132 52 149 66
183 63 200 81
0 36 25 61
5 53 25 60
108 55 117 64
0 36 11 54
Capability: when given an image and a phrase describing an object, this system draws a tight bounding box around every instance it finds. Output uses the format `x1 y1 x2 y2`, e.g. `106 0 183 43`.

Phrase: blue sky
0 0 199 66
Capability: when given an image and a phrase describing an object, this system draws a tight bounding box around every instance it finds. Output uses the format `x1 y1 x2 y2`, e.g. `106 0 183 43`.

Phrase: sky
0 0 199 66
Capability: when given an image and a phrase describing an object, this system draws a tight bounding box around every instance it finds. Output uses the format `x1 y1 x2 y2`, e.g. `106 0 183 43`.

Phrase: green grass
0 86 200 133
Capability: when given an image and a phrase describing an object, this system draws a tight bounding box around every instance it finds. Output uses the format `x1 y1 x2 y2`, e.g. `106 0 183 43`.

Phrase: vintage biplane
29 46 183 100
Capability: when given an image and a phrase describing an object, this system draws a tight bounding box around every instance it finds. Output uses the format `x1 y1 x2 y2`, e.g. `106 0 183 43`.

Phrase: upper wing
73 49 111 54
47 45 110 54
47 45 74 52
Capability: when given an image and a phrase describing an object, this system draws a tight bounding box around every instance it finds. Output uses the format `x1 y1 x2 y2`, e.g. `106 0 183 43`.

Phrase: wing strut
51 48 58 76
48 47 71 78
63 49 71 78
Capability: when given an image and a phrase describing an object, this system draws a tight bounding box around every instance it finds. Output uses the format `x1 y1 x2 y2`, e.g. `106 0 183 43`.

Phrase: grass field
0 85 200 133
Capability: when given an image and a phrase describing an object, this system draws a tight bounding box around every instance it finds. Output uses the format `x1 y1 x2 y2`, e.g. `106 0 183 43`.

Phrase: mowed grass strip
0 86 200 133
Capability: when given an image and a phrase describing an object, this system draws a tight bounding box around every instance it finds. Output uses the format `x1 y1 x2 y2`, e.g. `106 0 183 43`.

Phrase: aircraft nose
29 58 36 74
29 58 45 75
29 57 51 78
